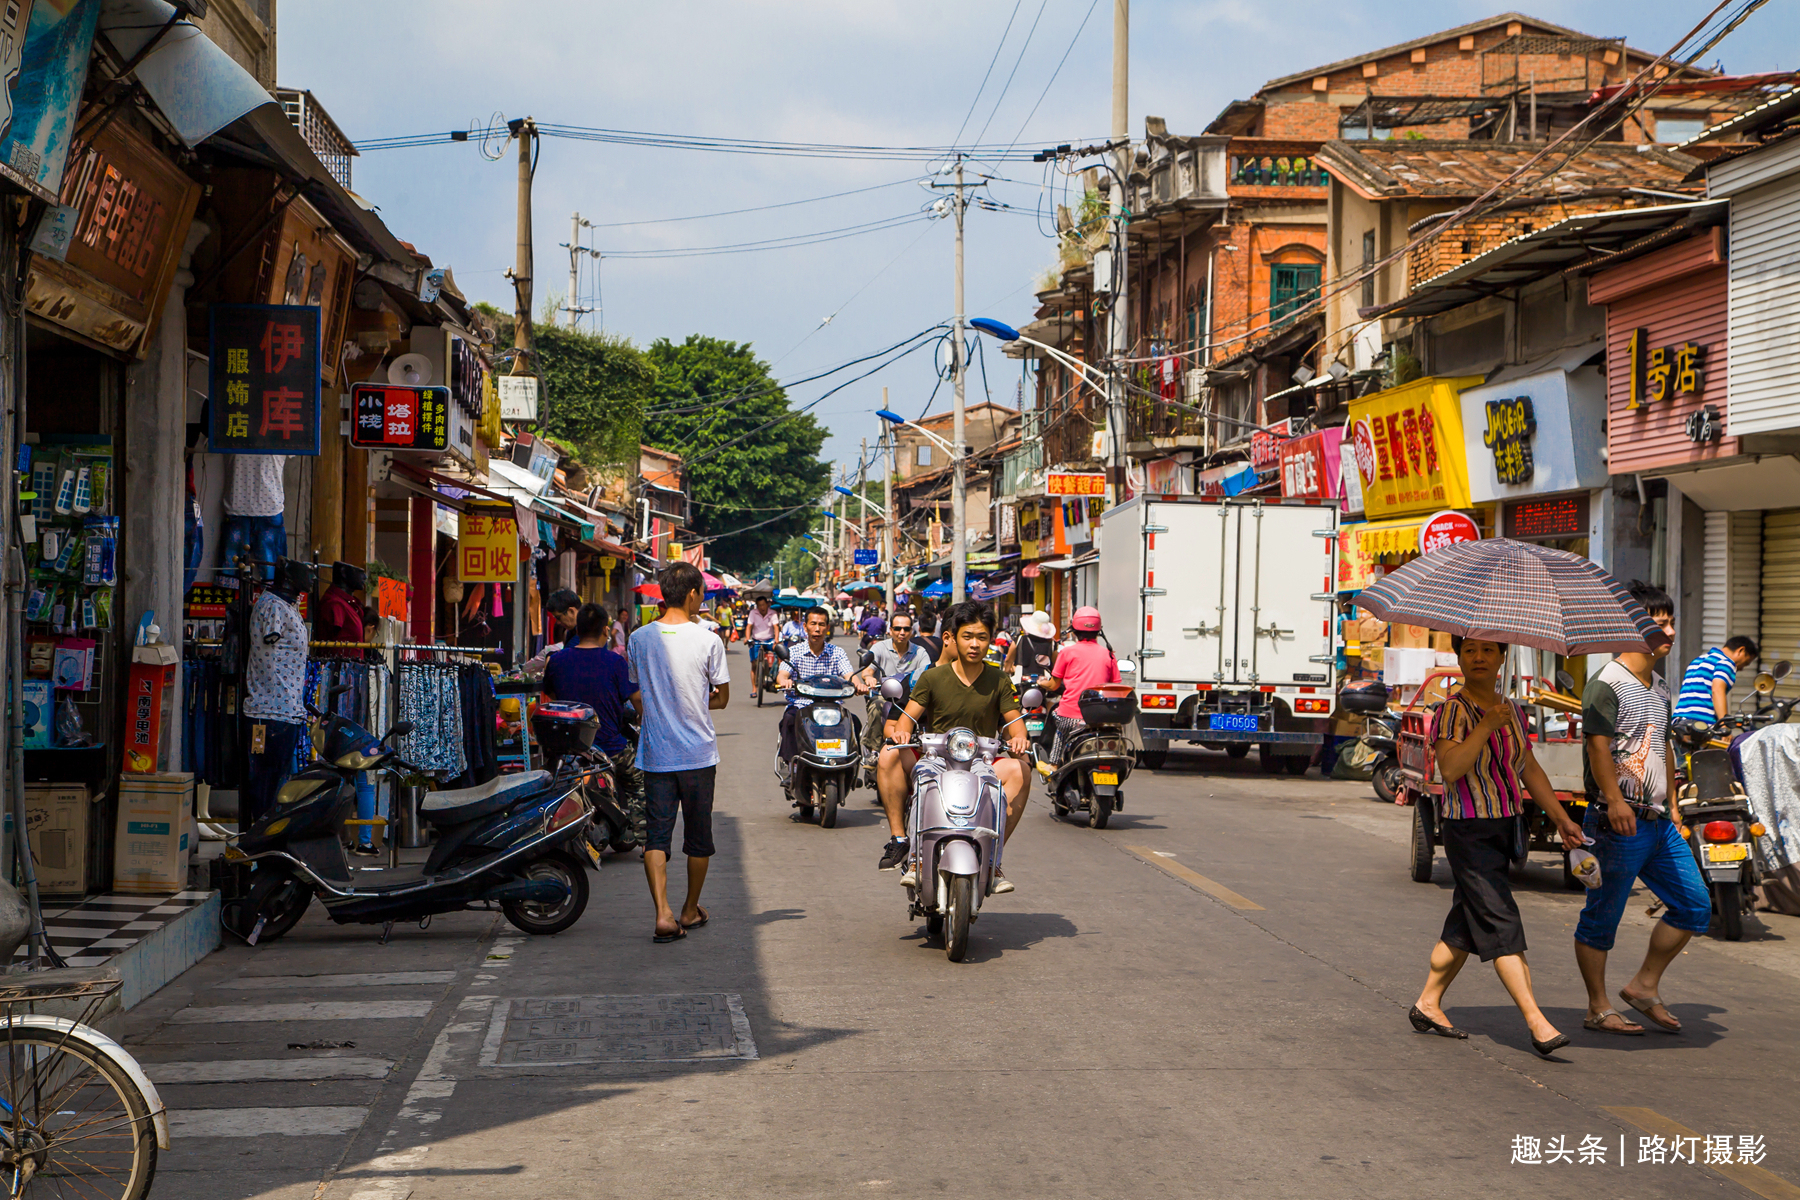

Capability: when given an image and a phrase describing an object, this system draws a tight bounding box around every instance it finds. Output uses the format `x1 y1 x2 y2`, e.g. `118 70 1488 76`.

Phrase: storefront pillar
409 495 434 641
121 220 210 770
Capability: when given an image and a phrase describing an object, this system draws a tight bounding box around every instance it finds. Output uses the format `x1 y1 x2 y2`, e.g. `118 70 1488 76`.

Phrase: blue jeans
1574 805 1713 951
222 513 285 581
354 772 377 847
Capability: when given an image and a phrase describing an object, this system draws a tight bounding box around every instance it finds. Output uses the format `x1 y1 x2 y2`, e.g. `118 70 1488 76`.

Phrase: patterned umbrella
1356 538 1658 656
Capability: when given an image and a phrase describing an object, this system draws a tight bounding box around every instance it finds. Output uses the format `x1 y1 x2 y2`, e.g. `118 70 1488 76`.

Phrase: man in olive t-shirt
873 600 1031 891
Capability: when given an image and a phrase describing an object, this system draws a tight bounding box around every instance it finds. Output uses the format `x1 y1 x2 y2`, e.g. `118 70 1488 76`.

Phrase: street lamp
838 485 887 516
877 409 964 593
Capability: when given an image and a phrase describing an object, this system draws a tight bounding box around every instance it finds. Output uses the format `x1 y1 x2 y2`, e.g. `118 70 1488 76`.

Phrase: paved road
123 637 1800 1199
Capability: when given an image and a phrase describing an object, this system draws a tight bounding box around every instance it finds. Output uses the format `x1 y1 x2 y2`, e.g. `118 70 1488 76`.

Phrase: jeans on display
354 772 377 847
243 718 305 829
221 513 285 581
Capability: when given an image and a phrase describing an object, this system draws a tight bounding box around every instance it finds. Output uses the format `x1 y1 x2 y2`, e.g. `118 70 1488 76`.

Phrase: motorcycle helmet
1071 606 1103 633
272 557 318 603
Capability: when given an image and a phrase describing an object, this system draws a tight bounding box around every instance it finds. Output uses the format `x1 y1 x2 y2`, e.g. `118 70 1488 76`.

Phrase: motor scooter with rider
1040 663 1139 829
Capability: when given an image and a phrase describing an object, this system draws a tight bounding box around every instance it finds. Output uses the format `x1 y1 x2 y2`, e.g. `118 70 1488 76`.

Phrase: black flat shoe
1531 1032 1571 1058
1409 1005 1468 1039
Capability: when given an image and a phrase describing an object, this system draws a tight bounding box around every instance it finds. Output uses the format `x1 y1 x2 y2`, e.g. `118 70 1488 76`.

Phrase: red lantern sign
1419 509 1480 554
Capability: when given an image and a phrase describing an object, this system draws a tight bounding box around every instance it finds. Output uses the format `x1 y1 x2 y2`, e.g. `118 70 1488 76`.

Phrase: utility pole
508 118 537 375
567 212 580 329
858 437 869 578
1105 1 1130 503
951 154 969 602
883 388 897 616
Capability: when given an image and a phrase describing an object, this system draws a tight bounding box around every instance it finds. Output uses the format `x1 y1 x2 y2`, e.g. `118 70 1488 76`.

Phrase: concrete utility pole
883 388 897 615
951 154 969 603
836 465 849 579
567 212 580 329
1106 1 1130 503
510 118 537 375
858 437 869 578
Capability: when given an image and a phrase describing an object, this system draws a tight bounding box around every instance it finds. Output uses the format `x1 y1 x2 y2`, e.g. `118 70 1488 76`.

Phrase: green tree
644 335 830 571
477 304 652 468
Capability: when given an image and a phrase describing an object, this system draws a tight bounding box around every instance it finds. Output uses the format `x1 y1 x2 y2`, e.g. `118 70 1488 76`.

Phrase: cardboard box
1430 630 1455 654
24 784 90 897
1389 623 1431 650
113 773 194 894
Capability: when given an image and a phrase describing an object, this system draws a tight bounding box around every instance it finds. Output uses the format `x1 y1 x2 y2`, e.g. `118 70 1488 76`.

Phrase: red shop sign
1279 428 1344 501
1250 419 1293 470
1419 509 1480 553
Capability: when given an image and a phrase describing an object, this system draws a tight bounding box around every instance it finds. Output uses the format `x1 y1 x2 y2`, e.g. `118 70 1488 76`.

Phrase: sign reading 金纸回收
207 305 322 455
458 507 520 583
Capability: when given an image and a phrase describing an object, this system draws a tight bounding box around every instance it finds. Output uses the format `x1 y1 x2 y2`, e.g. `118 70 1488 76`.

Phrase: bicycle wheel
0 1029 158 1198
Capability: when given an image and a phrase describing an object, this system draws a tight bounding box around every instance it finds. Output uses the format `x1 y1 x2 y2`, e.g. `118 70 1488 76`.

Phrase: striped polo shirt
1429 691 1527 821
1673 646 1737 722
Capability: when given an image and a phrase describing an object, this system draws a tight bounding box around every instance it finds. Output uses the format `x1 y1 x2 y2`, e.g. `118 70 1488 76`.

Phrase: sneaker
899 865 919 888
349 844 379 857
877 837 909 871
990 867 1015 895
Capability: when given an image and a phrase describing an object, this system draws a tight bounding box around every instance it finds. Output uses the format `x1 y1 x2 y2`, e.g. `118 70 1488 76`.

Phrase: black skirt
1439 816 1527 962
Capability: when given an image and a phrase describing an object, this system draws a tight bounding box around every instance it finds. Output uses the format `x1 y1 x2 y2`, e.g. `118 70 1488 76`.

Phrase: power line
971 0 1050 147
588 177 917 228
601 212 931 259
951 1 1024 149
356 123 1087 162
1003 0 1105 153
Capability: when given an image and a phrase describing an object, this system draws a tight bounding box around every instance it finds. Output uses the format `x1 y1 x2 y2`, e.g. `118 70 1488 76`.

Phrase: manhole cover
480 994 757 1065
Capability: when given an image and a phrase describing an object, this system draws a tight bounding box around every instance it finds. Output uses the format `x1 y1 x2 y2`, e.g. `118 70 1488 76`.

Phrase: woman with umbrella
1360 539 1659 1058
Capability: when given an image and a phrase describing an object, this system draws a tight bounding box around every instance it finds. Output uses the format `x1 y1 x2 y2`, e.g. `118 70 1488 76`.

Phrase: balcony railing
1230 154 1326 188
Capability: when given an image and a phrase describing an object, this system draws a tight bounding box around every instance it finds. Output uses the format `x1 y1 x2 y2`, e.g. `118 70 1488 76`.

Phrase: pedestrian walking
1411 636 1585 1057
628 562 730 942
1574 581 1712 1036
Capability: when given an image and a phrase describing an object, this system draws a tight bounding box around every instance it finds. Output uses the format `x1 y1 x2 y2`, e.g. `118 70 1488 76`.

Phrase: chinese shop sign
208 305 321 455
458 507 520 583
0 0 102 204
376 577 409 620
1626 330 1705 409
1481 395 1537 485
350 383 450 452
1045 471 1105 497
1346 376 1478 519
1279 427 1344 501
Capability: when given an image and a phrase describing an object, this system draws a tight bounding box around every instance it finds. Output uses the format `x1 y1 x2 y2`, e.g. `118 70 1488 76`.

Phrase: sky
281 0 1797 488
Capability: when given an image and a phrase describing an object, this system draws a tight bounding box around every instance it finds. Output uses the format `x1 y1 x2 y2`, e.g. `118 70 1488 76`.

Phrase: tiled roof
1316 139 1701 200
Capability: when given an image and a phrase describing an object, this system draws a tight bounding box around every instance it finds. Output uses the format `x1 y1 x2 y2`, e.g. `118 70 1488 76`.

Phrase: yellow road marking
1605 1107 1800 1200
1124 846 1264 911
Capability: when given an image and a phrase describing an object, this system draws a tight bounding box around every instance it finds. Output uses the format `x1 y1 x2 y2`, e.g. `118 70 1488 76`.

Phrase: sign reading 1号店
208 305 321 455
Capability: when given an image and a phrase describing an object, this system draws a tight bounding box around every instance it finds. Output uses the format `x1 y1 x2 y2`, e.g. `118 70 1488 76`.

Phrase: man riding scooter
775 608 867 786
855 611 933 774
874 600 1031 893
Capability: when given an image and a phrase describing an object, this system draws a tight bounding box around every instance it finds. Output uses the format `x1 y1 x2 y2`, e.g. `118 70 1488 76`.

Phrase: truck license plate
1091 770 1118 785
816 739 846 756
1705 843 1749 863
1209 713 1259 732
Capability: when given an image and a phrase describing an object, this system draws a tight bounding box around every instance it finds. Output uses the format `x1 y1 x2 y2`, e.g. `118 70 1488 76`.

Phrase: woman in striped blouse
1410 636 1586 1058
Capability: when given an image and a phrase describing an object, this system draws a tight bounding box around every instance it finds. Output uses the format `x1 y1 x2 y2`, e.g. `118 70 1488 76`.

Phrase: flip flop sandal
1582 1008 1646 1035
681 908 710 930
653 924 688 944
1620 990 1681 1033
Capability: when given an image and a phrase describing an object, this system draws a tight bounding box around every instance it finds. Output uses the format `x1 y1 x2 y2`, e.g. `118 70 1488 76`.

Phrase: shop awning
1036 557 1077 571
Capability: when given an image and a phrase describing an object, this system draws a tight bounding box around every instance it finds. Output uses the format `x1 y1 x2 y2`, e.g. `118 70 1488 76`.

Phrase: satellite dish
388 353 433 386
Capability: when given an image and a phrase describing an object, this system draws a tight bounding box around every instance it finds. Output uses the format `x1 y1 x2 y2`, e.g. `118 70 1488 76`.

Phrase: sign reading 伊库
350 384 450 452
208 305 321 455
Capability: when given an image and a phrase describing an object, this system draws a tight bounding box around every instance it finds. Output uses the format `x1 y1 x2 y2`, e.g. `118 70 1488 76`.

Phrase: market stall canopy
743 579 775 599
703 572 730 593
922 580 952 599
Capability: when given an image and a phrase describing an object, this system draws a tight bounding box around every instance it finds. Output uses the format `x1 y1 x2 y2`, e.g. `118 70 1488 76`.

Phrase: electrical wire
1002 0 1104 154
644 325 950 417
600 212 931 259
971 0 1050 148
951 1 1024 149
356 123 1084 162
587 177 918 228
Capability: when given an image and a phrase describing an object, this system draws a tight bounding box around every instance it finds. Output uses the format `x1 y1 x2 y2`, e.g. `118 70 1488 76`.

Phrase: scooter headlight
810 706 843 727
947 729 978 763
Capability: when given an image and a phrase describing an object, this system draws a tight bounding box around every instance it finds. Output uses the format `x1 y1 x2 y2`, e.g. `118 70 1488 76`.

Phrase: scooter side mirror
386 721 415 741
859 649 876 669
771 643 790 662
1555 669 1576 692
880 677 907 701
1020 687 1045 710
1119 659 1137 677
1755 673 1778 696
1774 659 1792 681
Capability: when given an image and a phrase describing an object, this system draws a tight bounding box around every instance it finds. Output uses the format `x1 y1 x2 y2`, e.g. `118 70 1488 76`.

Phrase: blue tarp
922 580 952 599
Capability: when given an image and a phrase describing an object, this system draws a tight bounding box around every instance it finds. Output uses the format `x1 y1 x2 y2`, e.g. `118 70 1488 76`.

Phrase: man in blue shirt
1673 635 1758 736
775 608 865 777
543 603 644 845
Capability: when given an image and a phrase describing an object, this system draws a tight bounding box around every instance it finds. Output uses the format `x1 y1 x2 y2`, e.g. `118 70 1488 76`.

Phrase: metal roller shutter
1761 509 1800 700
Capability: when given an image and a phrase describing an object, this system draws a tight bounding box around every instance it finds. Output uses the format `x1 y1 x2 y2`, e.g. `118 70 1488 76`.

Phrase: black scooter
1040 676 1139 830
223 689 595 944
769 645 863 828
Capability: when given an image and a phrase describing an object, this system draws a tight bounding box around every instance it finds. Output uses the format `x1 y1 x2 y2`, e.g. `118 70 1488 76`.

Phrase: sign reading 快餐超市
1046 471 1105 497
1346 376 1481 519
207 305 322 455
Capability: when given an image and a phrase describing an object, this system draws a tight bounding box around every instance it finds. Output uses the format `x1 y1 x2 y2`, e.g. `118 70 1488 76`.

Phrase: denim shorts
1574 804 1713 951
644 766 717 858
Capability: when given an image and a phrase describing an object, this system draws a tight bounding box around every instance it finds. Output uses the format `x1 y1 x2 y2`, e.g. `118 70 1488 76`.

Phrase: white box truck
1096 496 1340 771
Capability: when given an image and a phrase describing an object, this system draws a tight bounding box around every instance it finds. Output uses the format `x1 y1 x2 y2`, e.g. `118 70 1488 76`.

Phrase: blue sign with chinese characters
853 549 878 566
208 305 322 456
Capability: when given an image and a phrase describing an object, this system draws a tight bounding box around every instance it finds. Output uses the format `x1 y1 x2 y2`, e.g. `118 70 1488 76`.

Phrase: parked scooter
223 688 595 944
1019 674 1055 763
532 700 636 858
1339 681 1400 801
882 676 1044 962
1041 666 1139 830
770 644 863 827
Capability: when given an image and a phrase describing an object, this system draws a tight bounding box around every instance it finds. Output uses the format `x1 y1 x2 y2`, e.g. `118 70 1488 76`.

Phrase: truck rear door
1238 501 1338 687
1139 500 1234 683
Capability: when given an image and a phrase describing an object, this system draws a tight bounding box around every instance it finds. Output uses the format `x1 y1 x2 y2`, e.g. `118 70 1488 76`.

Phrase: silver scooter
881 677 1043 962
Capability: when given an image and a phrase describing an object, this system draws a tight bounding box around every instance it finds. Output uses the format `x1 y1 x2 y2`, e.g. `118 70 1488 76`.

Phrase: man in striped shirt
1673 636 1758 729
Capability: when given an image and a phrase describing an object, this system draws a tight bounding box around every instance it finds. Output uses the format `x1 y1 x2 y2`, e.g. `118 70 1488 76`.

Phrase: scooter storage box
1340 682 1390 713
532 701 598 759
1078 688 1138 726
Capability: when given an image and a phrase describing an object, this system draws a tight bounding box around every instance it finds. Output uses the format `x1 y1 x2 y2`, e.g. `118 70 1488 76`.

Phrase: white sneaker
990 868 1015 895
899 865 918 888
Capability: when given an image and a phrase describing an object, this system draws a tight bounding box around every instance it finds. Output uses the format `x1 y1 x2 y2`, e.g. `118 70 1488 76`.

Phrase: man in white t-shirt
629 561 730 943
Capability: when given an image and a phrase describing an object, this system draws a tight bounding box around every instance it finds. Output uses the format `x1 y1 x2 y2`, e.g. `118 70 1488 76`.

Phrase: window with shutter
1271 263 1322 325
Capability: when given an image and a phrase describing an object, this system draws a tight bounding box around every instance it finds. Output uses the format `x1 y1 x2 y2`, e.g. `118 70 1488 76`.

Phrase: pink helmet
1071 606 1102 633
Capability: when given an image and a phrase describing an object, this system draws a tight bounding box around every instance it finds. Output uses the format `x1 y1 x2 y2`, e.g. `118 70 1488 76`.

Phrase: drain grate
480 994 757 1065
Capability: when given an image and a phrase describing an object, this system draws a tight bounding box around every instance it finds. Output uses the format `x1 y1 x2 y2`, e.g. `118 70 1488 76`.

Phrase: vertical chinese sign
458 507 520 584
208 305 322 455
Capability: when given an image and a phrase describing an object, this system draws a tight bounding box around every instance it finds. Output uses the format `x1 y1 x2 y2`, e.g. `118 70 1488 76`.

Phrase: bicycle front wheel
0 1031 158 1199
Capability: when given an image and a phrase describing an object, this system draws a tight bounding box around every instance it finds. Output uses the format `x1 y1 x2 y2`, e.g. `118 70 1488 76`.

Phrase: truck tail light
1702 820 1738 843
1294 698 1331 714
1141 694 1178 709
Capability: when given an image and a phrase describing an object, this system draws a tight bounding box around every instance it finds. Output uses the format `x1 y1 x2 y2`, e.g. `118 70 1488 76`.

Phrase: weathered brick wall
1405 197 1638 287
